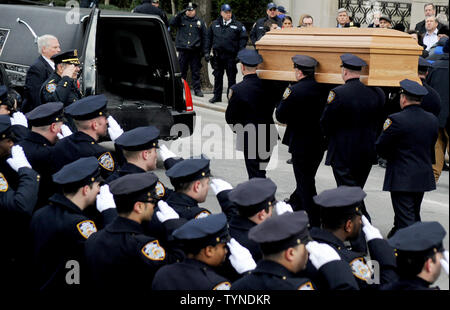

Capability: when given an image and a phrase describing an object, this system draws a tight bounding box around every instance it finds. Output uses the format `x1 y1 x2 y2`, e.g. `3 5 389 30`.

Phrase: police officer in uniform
205 4 248 103
232 211 359 290
276 55 327 226
133 0 169 28
376 79 439 237
383 222 448 290
169 3 208 97
40 50 82 106
152 213 233 290
0 115 40 292
311 186 399 289
52 95 117 180
105 126 171 197
85 172 185 293
30 157 112 292
250 2 282 46
20 102 64 208
418 57 441 118
225 49 279 179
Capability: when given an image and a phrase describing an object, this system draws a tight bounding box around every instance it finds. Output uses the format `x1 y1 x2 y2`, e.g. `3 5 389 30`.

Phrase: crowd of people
0 0 449 295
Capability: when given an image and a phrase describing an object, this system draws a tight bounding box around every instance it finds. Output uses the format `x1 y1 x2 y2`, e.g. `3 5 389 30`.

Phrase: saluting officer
105 126 172 198
30 157 112 292
311 186 399 289
205 4 248 103
40 50 82 106
383 222 448 290
250 2 282 46
376 79 439 237
52 95 118 179
232 211 359 290
320 54 385 256
225 49 279 179
164 157 212 219
85 173 185 293
19 102 64 208
170 2 208 97
276 55 327 226
0 115 40 291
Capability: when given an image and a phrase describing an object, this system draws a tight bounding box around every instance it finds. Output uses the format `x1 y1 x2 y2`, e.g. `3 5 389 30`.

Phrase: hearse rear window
0 28 10 57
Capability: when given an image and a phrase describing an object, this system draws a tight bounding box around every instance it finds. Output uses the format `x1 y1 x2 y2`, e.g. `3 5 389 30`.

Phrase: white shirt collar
223 19 232 26
425 28 438 36
42 55 55 70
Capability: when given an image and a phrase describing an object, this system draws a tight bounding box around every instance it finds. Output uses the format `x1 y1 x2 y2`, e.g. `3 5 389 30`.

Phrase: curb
192 100 227 113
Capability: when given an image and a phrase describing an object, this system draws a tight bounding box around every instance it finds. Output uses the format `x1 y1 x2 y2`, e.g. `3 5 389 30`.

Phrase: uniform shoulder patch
195 210 211 219
282 87 292 100
327 91 336 104
76 220 97 239
350 257 372 282
155 181 166 198
98 152 115 171
141 240 166 261
298 281 315 290
46 83 57 93
383 118 392 131
0 173 9 192
213 282 231 290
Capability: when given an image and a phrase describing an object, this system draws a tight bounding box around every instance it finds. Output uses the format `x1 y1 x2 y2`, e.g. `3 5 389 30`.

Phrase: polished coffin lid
255 27 423 87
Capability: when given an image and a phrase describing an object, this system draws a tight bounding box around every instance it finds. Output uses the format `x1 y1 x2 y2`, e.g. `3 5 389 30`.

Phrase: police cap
292 55 318 69
313 186 366 215
221 4 231 12
0 85 7 105
249 211 311 254
237 49 263 67
166 157 210 185
267 2 277 10
340 53 367 71
51 49 80 66
277 6 287 14
26 102 64 127
52 156 101 185
173 213 230 251
115 126 160 151
185 2 197 10
0 114 11 139
418 56 431 71
109 172 159 207
65 95 108 120
228 178 277 217
399 79 428 97
388 221 446 255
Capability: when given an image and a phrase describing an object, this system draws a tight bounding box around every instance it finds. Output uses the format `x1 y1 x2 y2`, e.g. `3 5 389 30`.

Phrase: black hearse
0 4 195 139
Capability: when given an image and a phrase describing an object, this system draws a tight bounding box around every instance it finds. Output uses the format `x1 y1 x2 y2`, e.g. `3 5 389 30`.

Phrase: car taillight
182 79 193 112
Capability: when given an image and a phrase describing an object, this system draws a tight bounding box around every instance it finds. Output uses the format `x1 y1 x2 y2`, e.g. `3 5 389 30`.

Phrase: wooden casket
255 28 424 87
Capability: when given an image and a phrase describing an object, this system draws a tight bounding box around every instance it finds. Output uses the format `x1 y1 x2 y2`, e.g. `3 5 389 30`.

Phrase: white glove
57 124 73 140
274 201 293 215
361 215 383 241
440 250 449 275
6 145 32 172
10 112 28 128
210 178 233 195
227 238 257 274
107 116 124 142
306 241 341 270
156 200 179 223
159 144 177 161
96 185 116 212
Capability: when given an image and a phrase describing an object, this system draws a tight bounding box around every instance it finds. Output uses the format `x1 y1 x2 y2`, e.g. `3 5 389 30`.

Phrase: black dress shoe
194 90 204 97
286 158 292 164
443 163 449 171
209 97 221 103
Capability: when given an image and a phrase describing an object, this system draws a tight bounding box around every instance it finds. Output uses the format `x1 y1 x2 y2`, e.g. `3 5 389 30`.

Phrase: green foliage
214 0 271 22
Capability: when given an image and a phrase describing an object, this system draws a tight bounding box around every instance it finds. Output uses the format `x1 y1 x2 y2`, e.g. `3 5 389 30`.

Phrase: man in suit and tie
22 35 61 113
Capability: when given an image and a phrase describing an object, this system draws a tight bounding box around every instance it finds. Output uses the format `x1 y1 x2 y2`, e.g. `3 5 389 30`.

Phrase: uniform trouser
433 128 449 182
391 191 424 231
212 54 237 99
332 164 372 254
244 156 271 179
290 150 324 227
178 49 202 92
